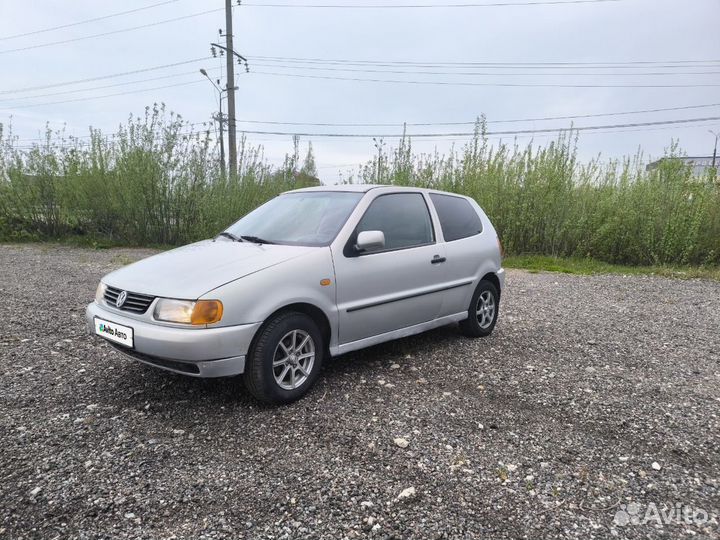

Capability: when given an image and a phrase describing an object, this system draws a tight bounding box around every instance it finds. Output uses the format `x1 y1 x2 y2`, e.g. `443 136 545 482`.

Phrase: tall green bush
1 111 718 265
355 123 719 265
0 105 315 245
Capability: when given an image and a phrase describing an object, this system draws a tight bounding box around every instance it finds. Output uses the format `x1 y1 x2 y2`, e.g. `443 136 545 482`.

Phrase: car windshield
223 191 363 246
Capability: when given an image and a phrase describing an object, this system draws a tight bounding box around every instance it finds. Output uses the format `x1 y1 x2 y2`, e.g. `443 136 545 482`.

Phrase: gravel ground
1 243 719 540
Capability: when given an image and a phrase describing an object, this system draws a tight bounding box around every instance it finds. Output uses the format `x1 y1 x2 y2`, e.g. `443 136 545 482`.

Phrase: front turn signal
191 300 223 325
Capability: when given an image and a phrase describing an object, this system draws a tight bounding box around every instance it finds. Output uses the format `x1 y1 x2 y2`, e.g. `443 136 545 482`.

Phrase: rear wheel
244 312 323 404
459 279 500 338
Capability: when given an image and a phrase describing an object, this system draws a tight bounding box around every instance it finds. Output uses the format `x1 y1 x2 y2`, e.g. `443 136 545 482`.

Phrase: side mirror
355 230 385 253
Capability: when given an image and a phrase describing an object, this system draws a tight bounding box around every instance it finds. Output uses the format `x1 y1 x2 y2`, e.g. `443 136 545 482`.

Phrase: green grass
504 255 720 280
0 233 172 251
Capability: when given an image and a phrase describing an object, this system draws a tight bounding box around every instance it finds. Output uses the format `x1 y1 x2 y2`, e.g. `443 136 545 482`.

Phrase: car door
332 192 447 345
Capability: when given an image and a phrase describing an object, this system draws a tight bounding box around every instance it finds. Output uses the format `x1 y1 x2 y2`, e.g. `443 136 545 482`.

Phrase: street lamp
200 68 226 178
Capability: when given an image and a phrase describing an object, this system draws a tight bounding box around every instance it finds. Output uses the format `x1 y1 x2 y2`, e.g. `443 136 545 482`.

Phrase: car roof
284 184 474 201
284 184 388 194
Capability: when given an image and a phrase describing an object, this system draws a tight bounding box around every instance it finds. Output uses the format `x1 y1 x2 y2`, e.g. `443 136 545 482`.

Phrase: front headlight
95 282 107 303
153 298 223 325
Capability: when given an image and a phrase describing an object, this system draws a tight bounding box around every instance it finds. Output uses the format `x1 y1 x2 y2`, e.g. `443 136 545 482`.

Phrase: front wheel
459 280 500 338
244 312 323 404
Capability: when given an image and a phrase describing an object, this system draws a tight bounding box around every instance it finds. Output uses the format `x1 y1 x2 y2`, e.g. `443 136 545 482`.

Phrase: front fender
203 247 339 350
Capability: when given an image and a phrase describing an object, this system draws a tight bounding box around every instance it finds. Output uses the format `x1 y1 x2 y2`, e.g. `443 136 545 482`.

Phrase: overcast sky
1 0 718 182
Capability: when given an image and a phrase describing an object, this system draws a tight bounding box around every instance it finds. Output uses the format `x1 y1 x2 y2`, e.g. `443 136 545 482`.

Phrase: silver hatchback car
86 185 504 403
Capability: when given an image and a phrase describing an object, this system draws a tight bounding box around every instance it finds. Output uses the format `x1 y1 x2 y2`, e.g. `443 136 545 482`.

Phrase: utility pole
224 0 237 179
710 130 719 169
211 2 248 179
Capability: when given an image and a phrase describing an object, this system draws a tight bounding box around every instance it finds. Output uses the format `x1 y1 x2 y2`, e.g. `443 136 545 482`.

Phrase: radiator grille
104 285 155 314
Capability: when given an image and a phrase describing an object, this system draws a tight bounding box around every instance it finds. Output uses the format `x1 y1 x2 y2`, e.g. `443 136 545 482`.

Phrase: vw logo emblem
116 290 128 308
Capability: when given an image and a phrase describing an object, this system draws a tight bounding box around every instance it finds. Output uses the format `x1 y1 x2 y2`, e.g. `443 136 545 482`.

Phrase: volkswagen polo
86 185 504 403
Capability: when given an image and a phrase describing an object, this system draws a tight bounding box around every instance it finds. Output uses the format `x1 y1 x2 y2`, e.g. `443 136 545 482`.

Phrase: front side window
225 191 363 246
354 193 434 252
429 193 483 242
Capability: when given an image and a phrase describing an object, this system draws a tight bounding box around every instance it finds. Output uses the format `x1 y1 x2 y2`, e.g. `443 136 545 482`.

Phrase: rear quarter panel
436 198 503 317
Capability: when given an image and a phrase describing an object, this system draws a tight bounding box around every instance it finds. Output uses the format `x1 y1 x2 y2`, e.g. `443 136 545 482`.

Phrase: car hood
103 239 316 299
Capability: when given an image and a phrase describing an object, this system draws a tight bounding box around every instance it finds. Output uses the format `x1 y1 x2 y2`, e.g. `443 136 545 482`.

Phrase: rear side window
430 194 483 242
355 193 434 252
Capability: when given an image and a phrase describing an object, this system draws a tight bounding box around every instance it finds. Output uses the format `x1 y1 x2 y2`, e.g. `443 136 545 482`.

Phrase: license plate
94 317 134 348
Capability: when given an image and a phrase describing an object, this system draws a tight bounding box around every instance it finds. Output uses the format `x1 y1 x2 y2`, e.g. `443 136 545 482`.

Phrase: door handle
431 255 446 264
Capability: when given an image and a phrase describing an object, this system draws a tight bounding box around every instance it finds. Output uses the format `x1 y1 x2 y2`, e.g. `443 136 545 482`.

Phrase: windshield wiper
215 231 242 242
239 235 275 245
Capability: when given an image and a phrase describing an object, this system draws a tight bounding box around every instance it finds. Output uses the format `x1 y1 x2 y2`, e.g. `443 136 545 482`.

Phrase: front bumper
86 302 261 378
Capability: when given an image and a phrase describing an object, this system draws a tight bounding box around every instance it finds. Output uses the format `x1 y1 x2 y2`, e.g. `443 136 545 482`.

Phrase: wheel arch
480 271 501 298
255 302 332 353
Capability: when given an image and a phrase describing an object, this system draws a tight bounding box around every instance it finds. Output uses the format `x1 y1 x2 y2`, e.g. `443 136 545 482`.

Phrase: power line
0 57 210 95
241 0 622 7
3 55 717 96
4 65 716 105
0 7 225 55
10 126 218 144
0 80 207 111
0 0 180 41
7 137 196 149
314 121 719 164
248 55 720 67
10 117 719 146
261 119 720 142
9 125 218 144
474 104 720 124
5 62 716 102
13 67 716 112
0 67 223 103
230 103 720 127
10 104 720 141
248 62 720 77
230 116 720 137
297 122 720 145
409 120 720 140
249 58 720 72
5 64 714 105
11 119 719 147
250 70 720 88
10 102 720 138
541 120 720 138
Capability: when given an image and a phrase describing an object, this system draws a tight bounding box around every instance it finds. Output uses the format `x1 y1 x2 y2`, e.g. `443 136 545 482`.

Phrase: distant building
646 156 717 176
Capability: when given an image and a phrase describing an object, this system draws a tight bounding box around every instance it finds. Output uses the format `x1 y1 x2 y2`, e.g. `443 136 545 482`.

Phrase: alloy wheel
476 290 496 329
272 329 316 390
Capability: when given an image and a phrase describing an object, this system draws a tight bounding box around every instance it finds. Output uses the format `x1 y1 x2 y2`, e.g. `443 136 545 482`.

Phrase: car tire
459 280 500 338
244 311 324 404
